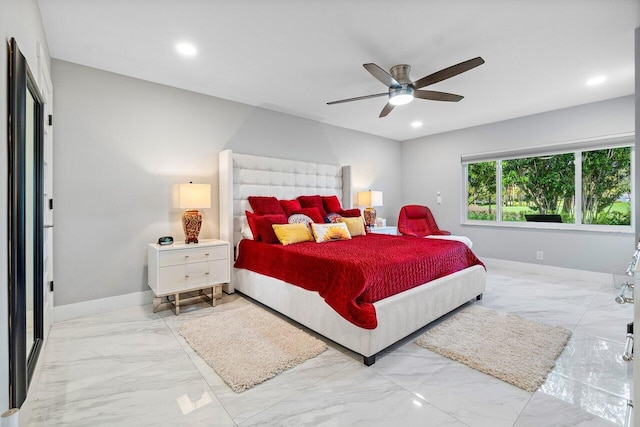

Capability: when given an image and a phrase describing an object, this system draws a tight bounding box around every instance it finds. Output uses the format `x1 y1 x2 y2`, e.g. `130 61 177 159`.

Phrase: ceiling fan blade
411 57 485 89
414 90 464 102
327 92 388 105
379 102 395 118
363 63 402 88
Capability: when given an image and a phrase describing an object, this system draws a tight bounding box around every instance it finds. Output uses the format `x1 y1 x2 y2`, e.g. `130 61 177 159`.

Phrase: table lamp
357 190 383 228
174 182 211 243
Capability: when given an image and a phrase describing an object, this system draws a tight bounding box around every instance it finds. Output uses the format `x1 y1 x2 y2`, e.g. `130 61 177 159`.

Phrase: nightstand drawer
157 259 229 294
159 245 227 267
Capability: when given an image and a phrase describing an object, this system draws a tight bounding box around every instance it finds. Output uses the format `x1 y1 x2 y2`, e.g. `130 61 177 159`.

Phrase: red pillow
279 199 302 217
297 195 328 219
248 196 286 216
291 207 325 223
322 195 343 214
245 211 287 243
340 208 362 218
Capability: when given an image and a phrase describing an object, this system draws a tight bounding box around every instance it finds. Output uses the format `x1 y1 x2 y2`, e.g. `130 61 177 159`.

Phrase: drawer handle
185 275 190 278
205 253 210 256
205 272 210 275
185 255 189 259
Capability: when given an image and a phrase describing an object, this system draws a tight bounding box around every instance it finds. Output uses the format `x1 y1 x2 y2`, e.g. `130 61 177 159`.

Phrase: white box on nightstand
368 226 398 236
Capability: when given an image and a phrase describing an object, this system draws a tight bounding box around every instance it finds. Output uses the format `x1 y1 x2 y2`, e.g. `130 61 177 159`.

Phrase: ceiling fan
327 57 485 118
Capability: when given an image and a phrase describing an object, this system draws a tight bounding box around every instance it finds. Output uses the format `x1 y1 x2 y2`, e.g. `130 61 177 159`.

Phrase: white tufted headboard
218 150 352 280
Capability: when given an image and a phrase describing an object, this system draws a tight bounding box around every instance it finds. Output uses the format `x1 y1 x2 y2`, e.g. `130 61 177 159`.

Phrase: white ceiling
38 0 639 141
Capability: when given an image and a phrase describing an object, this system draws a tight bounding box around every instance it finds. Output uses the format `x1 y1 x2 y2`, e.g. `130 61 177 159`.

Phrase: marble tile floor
24 268 633 426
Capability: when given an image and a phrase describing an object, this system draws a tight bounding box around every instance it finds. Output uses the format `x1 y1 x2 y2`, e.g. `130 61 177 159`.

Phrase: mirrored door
8 38 44 408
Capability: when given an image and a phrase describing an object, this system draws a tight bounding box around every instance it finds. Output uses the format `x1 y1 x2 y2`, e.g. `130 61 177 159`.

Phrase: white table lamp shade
357 190 383 207
174 183 211 209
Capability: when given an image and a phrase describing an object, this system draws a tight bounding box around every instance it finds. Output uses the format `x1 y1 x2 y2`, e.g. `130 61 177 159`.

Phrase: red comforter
234 234 484 329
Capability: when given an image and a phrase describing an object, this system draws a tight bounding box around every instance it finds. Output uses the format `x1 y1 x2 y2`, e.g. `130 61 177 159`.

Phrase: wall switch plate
536 251 544 260
437 196 442 204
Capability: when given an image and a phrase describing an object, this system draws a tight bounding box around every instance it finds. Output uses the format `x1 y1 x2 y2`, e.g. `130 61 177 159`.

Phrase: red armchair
398 205 451 237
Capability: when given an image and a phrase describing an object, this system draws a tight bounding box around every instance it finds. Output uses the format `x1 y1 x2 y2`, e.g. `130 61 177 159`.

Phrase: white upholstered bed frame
218 150 486 365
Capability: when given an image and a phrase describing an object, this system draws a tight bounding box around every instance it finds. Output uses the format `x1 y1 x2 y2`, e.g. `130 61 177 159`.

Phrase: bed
219 150 486 365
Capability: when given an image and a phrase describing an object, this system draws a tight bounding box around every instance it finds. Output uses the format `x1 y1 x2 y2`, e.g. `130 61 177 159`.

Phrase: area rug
414 305 571 392
179 304 327 392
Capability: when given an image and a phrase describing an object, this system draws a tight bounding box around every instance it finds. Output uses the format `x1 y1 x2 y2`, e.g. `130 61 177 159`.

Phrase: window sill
461 220 634 234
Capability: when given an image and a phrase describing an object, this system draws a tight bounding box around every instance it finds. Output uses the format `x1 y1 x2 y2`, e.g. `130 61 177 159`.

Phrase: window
581 147 631 225
501 153 575 223
462 134 634 230
467 161 496 221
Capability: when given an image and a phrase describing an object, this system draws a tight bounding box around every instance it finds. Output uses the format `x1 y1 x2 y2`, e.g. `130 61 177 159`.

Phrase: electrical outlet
536 251 544 260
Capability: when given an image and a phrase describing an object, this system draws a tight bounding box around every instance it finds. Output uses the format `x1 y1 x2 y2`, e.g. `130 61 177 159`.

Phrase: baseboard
51 260 610 323
53 290 153 322
482 257 611 284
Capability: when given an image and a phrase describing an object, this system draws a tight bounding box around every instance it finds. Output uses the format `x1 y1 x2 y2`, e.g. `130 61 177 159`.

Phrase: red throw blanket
234 234 484 329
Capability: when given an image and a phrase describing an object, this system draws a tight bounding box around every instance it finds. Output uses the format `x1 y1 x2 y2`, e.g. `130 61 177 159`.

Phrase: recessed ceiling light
176 43 197 56
586 75 606 86
411 121 423 128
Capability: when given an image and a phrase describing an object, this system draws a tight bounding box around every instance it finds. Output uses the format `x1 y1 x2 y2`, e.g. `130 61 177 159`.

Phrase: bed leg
363 355 376 366
476 293 483 301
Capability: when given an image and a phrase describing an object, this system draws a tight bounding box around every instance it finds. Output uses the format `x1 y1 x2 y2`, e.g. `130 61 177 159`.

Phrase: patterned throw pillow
325 213 343 223
311 222 352 243
288 213 313 234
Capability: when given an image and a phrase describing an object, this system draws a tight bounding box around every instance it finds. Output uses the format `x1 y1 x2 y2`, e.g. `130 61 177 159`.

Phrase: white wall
51 60 402 307
0 0 51 412
402 95 635 273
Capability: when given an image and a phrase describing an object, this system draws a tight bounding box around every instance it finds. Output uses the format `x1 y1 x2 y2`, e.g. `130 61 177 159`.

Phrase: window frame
461 133 635 233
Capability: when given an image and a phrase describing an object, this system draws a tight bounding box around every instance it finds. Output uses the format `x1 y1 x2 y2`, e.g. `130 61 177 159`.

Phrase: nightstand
368 226 398 235
147 239 230 314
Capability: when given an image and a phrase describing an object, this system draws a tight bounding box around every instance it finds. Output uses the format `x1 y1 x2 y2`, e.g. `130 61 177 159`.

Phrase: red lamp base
364 207 376 228
182 209 202 244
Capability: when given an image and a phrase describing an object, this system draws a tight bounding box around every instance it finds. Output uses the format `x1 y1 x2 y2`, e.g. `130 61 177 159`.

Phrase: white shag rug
414 305 571 392
179 304 327 393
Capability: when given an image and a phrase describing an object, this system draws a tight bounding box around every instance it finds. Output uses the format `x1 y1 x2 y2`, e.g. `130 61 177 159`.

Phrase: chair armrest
399 231 419 237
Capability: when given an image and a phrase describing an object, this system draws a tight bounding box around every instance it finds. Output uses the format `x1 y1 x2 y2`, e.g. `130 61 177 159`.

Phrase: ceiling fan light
389 93 413 106
389 86 414 106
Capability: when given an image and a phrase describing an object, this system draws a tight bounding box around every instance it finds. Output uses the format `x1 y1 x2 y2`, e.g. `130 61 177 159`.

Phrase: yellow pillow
272 223 313 245
339 216 366 236
311 222 352 243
